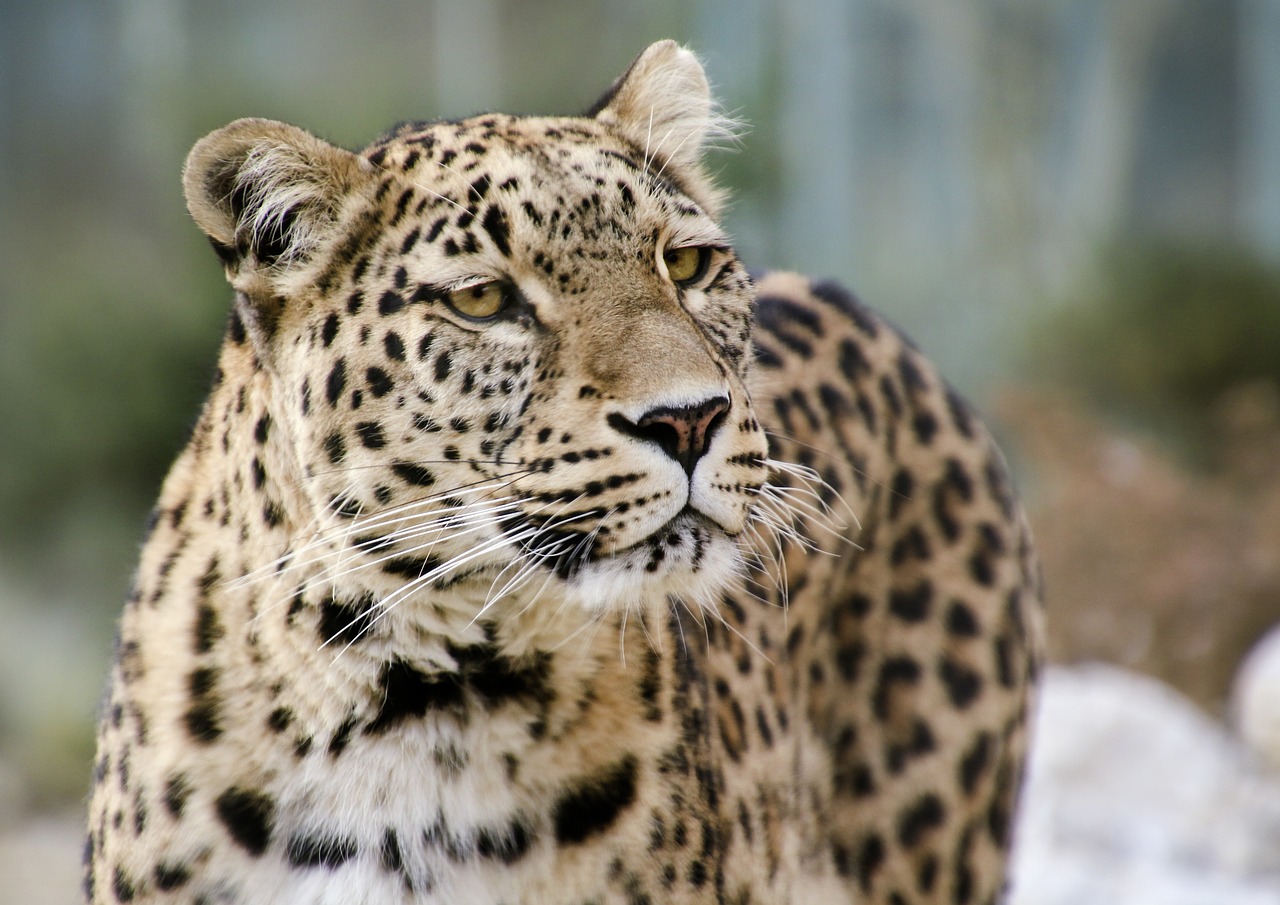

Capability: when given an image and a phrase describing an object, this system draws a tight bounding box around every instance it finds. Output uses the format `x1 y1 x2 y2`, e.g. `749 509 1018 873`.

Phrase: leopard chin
555 513 745 614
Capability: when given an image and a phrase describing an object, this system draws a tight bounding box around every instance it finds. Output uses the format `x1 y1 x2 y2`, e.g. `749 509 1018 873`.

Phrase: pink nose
609 396 730 475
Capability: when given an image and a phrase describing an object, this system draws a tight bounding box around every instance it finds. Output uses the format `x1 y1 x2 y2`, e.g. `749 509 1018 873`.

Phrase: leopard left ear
590 41 731 206
183 118 369 275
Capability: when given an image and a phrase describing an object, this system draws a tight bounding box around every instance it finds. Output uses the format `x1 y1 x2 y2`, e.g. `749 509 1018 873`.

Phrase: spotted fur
86 41 1042 905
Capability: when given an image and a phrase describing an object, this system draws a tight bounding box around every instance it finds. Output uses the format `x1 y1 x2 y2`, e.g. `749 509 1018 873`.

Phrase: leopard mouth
502 504 729 584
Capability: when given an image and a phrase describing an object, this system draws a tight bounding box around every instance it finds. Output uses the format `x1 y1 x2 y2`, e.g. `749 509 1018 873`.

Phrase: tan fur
86 42 1041 905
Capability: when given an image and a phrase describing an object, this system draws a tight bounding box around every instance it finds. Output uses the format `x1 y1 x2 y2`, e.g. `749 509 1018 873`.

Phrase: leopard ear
183 118 367 273
590 41 732 182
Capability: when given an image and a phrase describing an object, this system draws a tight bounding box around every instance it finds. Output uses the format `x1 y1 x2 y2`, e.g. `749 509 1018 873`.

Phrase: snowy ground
6 664 1280 905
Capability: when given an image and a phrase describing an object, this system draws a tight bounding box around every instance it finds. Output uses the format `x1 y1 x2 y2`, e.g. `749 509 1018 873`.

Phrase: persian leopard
86 41 1042 905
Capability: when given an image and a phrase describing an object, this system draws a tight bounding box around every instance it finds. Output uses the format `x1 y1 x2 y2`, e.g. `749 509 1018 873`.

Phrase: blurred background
4 0 1280 902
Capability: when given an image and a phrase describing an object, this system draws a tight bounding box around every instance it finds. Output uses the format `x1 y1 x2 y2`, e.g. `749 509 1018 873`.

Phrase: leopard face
184 54 768 622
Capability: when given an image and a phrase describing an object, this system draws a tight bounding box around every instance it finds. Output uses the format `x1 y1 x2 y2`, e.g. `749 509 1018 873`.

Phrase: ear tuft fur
591 41 739 208
183 119 365 269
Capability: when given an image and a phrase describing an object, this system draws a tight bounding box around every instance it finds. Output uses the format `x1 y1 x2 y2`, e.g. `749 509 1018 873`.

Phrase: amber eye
444 282 508 320
663 246 710 286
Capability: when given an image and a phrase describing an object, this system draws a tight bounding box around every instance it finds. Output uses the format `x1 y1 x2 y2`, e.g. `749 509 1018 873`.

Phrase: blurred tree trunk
1240 0 1280 261
776 0 860 278
1058 0 1174 276
431 0 503 114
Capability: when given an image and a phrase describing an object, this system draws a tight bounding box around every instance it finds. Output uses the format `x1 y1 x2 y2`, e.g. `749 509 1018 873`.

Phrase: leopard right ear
589 41 735 215
183 118 368 274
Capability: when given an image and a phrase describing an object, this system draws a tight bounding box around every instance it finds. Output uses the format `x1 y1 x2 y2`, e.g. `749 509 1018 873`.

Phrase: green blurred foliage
1031 241 1280 450
0 226 228 558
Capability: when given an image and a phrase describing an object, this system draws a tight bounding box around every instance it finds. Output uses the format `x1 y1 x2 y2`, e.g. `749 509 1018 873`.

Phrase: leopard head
182 41 772 620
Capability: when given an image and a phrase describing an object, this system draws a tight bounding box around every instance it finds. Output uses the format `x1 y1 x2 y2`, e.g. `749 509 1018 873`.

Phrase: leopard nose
608 395 730 476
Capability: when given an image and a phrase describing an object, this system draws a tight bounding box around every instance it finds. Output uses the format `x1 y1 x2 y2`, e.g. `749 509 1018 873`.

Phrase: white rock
1233 624 1280 772
1008 663 1280 905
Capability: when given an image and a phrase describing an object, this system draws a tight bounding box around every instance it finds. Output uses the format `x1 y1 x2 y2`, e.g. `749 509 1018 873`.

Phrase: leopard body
86 42 1042 905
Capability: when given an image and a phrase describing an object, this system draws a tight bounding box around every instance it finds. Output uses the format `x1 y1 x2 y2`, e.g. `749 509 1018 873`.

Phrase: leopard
85 40 1043 905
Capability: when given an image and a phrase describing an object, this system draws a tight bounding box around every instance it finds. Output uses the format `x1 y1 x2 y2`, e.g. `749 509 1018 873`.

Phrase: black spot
154 862 191 891
880 374 903 417
688 858 708 887
888 469 914 520
476 815 535 863
323 432 346 464
163 773 190 817
215 786 275 856
425 215 447 243
959 731 993 795
481 205 512 256
939 657 983 709
384 331 406 361
988 773 1014 846
754 296 816 357
897 792 945 848
913 411 939 444
287 832 358 869
378 290 405 316
818 383 851 418
872 657 921 721
391 462 436 487
263 500 285 528
328 712 358 757
321 312 340 347
451 643 554 709
366 660 465 732
356 421 387 449
898 352 928 392
553 754 639 844
381 555 443 579
857 833 886 893
381 827 404 874
753 342 782 368
267 707 294 733
318 593 377 646
112 865 137 901
639 648 662 721
888 580 933 622
755 707 774 747
917 854 939 894
184 667 223 743
810 279 880 336
326 359 347 407
890 525 931 566
193 603 223 654
969 548 997 587
367 366 394 397
250 456 267 489
838 337 871 380
946 601 981 637
228 309 247 344
434 350 453 381
835 640 866 682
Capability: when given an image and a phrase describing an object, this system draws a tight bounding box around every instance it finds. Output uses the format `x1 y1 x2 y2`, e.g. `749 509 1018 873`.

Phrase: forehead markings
341 125 710 293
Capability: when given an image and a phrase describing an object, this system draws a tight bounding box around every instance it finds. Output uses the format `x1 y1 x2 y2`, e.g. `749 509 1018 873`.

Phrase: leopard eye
444 282 508 320
663 246 710 286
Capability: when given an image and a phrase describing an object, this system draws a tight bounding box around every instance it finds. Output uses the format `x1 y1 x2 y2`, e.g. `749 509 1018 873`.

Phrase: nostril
608 412 678 457
643 420 683 463
608 396 730 476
